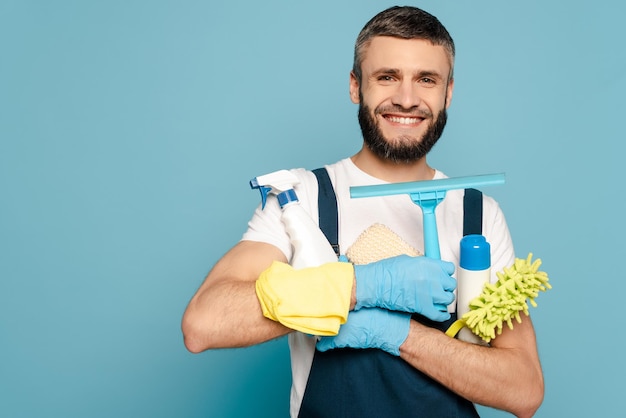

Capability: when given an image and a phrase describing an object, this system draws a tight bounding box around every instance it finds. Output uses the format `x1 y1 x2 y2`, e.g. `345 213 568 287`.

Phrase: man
182 6 544 418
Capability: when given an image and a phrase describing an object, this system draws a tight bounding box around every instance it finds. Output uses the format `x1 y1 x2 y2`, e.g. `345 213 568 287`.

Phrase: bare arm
399 315 544 418
182 237 360 354
182 240 292 353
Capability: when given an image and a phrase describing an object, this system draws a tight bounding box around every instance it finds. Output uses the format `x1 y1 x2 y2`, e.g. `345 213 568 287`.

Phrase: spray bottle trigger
249 178 272 210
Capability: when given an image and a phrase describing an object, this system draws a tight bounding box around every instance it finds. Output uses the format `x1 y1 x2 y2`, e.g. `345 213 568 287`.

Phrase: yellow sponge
346 223 422 265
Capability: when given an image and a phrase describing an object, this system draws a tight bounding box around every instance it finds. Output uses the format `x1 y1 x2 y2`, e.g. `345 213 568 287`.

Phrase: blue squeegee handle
419 199 450 312
409 190 445 260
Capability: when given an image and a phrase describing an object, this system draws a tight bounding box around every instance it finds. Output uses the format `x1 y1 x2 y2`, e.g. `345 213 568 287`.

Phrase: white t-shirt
242 158 515 417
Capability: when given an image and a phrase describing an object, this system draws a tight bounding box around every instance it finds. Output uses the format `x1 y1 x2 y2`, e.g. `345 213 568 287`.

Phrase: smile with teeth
384 115 423 125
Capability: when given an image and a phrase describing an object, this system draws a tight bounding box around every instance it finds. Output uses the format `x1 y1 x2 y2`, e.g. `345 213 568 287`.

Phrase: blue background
1 0 624 417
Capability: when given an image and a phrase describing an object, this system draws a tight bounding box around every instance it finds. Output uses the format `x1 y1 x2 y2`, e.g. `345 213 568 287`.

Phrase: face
350 36 454 163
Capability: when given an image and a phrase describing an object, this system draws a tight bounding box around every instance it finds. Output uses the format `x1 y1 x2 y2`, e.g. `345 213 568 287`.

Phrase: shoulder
290 159 353 196
316 158 352 181
289 158 348 185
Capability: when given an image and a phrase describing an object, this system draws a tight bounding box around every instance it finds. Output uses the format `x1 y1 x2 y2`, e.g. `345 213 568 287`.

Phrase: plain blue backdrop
1 0 624 417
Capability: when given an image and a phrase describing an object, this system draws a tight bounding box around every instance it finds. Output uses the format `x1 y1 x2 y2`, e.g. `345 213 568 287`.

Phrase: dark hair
353 6 455 82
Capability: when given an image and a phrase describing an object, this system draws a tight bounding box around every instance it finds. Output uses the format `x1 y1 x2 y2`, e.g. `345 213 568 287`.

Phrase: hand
354 254 456 322
316 307 411 356
255 261 354 335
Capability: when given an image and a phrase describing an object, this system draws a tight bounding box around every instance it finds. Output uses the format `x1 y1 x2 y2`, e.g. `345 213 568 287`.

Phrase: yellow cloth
255 261 354 336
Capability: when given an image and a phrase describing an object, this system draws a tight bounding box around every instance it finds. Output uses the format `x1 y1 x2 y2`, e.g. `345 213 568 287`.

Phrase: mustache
374 104 433 118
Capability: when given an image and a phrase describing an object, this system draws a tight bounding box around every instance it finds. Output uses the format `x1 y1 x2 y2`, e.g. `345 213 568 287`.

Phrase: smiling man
183 6 544 418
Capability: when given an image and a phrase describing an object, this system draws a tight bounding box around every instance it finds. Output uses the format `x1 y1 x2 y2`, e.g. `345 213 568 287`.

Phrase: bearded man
183 6 544 418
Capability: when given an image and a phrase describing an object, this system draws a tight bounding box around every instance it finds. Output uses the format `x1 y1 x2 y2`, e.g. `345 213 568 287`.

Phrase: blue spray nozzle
250 178 273 209
350 173 505 259
250 170 301 210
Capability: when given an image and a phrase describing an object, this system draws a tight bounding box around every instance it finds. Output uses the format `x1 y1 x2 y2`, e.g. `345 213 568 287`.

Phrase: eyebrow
371 68 401 78
415 70 444 80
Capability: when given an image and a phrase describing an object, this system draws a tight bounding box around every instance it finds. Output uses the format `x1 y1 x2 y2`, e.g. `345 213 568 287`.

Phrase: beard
358 101 448 164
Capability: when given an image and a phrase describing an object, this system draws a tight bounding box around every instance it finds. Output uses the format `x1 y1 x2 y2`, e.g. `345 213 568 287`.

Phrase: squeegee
350 173 505 259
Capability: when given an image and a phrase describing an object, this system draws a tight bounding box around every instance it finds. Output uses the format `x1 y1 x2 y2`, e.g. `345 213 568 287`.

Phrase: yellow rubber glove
255 261 354 336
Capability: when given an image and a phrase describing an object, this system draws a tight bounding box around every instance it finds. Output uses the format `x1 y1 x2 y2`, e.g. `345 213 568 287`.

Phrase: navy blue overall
298 168 483 418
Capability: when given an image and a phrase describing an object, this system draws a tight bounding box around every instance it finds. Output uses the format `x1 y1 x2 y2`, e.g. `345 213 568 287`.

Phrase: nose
391 80 421 110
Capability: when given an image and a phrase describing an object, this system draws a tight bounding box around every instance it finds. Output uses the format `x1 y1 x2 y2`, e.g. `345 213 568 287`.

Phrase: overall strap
463 188 483 236
312 168 340 256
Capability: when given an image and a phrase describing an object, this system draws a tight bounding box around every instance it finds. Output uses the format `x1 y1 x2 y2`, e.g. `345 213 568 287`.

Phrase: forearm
182 241 292 353
399 316 544 418
183 279 291 352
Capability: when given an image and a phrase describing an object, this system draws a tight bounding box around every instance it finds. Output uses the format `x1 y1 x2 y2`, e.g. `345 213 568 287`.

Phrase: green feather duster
448 253 551 343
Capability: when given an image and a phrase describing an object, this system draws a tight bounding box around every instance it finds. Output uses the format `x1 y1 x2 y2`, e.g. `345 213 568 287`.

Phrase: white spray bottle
251 170 340 416
457 234 491 345
250 169 338 269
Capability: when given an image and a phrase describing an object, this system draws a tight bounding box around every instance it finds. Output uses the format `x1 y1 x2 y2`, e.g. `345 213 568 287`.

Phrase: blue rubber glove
354 254 456 322
316 308 411 356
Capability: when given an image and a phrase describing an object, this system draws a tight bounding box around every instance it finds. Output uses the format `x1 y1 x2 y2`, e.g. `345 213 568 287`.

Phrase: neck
351 146 435 183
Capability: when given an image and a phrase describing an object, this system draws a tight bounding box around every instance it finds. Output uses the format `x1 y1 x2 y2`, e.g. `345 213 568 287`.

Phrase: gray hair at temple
353 6 455 83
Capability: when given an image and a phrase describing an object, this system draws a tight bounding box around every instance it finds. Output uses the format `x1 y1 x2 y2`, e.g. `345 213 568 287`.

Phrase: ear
349 71 360 104
445 78 454 109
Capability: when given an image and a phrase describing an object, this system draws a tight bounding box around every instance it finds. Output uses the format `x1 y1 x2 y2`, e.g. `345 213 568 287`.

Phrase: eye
417 77 439 88
377 75 396 83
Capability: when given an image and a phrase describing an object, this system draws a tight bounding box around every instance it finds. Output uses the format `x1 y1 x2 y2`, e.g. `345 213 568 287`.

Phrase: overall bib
298 313 480 417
